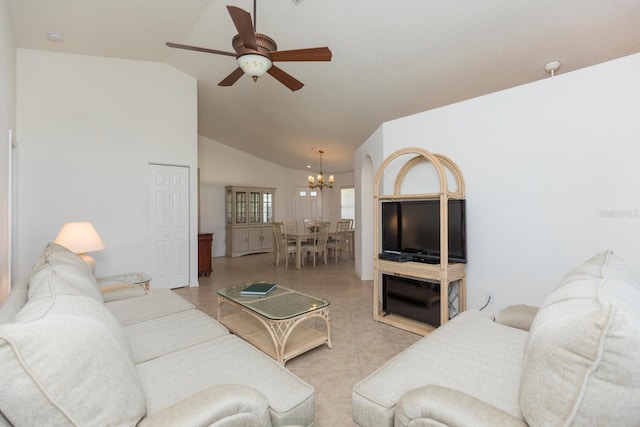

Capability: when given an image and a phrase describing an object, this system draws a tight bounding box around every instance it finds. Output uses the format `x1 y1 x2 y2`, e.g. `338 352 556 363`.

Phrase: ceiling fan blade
218 68 245 87
226 6 258 51
166 42 236 57
270 47 332 62
267 65 304 91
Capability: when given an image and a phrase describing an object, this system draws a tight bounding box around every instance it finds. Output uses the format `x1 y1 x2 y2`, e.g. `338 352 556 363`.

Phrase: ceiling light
46 32 64 42
237 54 272 81
308 150 333 190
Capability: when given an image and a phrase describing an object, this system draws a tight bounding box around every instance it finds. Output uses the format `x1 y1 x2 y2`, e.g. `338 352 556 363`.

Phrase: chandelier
308 150 333 190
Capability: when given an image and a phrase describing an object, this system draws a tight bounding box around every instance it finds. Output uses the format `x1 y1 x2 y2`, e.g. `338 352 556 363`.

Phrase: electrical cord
479 295 492 311
448 285 458 318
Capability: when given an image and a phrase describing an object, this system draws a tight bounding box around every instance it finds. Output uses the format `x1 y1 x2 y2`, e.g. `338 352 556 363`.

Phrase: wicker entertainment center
373 147 467 335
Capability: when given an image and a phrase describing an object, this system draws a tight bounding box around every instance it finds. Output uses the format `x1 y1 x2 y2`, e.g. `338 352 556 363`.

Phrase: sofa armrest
494 304 539 331
137 384 271 427
100 283 147 303
394 385 527 427
0 277 29 325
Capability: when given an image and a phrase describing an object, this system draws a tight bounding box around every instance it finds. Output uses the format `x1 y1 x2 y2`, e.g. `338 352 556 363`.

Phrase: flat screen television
381 199 466 263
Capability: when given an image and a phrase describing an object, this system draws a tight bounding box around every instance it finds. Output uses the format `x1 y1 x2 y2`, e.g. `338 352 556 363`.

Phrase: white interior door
294 186 321 227
149 164 189 289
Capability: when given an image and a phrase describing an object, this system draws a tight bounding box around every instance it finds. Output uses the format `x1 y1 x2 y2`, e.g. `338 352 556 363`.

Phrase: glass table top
217 283 329 320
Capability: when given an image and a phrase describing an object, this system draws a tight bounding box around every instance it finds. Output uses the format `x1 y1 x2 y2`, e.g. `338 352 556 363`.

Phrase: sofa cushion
105 288 195 326
136 334 315 426
352 310 527 427
520 250 640 426
124 309 230 363
0 295 146 426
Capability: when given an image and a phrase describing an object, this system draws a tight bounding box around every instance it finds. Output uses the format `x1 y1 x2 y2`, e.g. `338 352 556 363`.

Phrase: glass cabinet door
235 191 247 224
226 190 232 224
262 192 273 223
226 187 274 227
249 191 261 223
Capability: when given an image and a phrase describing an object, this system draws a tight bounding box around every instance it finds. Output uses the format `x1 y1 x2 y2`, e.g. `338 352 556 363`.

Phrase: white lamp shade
54 221 106 254
237 54 272 78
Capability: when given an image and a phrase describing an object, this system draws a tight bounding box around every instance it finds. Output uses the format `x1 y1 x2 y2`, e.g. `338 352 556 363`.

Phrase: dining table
286 228 354 269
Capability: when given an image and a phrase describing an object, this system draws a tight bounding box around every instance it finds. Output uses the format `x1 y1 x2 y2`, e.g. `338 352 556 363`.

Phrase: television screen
381 199 466 263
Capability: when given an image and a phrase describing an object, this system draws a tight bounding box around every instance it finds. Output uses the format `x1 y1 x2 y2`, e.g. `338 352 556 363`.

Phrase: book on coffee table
241 282 277 297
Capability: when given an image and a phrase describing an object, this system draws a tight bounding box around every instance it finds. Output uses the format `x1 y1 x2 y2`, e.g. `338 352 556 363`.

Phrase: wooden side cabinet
198 233 213 276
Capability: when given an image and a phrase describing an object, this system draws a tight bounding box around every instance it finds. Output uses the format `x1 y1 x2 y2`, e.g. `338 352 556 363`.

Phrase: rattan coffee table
217 283 332 365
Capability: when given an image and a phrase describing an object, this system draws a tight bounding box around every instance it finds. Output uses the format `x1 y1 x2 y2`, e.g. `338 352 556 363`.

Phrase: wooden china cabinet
225 186 275 257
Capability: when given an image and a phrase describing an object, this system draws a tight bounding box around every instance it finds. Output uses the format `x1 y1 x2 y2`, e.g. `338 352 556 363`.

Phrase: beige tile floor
173 252 422 427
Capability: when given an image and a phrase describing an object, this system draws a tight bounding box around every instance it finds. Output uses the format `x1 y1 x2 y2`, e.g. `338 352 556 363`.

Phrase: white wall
16 50 199 285
198 136 354 257
354 125 383 280
198 136 285 257
0 0 16 304
356 52 640 313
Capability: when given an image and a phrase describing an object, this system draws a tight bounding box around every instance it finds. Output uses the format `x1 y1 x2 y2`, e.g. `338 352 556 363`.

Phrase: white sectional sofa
0 243 315 426
353 250 640 426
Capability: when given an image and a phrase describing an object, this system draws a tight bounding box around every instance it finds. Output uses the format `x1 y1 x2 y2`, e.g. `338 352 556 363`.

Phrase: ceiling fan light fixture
237 54 272 81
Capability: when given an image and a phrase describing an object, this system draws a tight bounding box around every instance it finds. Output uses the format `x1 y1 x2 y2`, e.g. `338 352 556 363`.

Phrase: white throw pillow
0 295 146 426
30 242 89 275
29 242 102 302
519 250 640 426
28 264 103 303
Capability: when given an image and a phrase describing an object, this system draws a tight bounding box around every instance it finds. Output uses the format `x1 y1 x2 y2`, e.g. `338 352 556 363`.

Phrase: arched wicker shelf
373 147 466 335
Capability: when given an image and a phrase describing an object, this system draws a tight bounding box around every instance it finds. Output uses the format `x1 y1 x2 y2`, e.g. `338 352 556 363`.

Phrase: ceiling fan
166 2 332 91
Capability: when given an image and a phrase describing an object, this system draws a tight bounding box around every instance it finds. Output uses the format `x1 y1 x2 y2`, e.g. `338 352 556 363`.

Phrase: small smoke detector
46 32 64 42
292 0 303 4
544 60 561 77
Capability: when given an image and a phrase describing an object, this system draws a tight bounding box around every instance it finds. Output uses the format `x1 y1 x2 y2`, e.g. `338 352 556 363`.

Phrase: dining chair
283 220 298 244
342 219 354 258
272 222 284 266
303 219 318 232
272 223 297 268
301 221 330 267
280 223 298 268
327 219 351 262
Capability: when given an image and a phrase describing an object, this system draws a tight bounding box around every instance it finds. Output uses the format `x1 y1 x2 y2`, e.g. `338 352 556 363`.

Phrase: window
340 187 355 226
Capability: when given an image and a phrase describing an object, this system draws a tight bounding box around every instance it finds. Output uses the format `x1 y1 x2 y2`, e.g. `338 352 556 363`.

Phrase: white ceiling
8 0 640 173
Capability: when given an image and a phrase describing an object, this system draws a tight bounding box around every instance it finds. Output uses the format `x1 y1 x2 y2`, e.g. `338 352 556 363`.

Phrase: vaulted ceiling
8 0 640 173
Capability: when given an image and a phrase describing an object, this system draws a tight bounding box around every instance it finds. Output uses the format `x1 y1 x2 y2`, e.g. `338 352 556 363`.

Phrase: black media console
383 274 441 327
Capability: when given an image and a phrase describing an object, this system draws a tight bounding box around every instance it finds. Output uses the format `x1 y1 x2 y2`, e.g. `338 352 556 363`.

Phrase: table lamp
54 221 106 273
